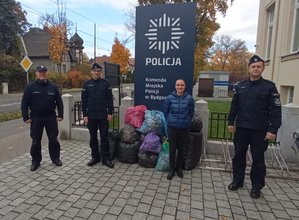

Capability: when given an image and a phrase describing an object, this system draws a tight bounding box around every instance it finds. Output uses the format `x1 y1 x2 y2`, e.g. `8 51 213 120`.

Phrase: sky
18 0 260 59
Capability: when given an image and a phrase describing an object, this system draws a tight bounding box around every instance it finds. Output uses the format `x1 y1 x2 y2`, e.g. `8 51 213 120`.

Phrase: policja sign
134 2 196 111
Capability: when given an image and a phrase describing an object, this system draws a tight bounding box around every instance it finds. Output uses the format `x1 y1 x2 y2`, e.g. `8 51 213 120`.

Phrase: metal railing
208 112 233 140
72 101 119 130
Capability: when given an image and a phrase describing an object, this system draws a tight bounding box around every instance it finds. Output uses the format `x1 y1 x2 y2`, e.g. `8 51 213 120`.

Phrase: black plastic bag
108 129 120 160
117 141 140 164
184 131 203 170
138 151 158 168
120 124 139 144
190 114 203 132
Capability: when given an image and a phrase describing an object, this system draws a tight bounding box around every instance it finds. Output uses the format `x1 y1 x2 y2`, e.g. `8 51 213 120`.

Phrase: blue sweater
163 91 195 129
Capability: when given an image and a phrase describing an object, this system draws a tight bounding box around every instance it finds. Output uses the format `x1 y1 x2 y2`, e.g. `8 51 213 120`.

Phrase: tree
0 55 26 91
66 69 89 88
40 10 72 66
0 0 30 55
110 37 131 74
46 24 68 64
39 2 73 91
82 53 90 63
205 35 252 74
126 0 234 77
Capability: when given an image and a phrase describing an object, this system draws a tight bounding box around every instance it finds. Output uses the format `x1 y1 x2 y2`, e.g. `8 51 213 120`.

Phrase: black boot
228 182 244 191
87 158 101 166
177 168 183 178
167 169 175 180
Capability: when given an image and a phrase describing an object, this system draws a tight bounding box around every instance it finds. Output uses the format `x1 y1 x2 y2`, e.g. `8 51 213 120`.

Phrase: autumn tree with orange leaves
110 37 131 75
40 1 72 65
205 35 252 74
40 2 72 90
47 24 68 64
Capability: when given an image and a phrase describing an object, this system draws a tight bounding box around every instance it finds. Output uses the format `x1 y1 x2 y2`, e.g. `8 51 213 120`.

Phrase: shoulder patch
273 93 281 106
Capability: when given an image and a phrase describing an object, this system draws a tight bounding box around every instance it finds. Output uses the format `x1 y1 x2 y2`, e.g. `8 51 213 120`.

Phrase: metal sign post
20 36 32 83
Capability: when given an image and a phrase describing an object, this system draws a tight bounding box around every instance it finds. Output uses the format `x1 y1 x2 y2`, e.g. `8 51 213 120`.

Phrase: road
0 93 23 112
0 92 81 112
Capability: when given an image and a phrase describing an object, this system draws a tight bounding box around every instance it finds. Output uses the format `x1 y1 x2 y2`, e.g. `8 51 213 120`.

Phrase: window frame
265 5 275 60
291 0 299 52
288 86 294 104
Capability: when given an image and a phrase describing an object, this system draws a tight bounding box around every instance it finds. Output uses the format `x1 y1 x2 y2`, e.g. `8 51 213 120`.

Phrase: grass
207 100 231 113
207 100 233 140
0 111 22 123
109 116 119 129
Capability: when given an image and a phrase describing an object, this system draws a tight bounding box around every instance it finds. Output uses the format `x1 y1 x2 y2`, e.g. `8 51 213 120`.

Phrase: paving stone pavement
0 140 299 220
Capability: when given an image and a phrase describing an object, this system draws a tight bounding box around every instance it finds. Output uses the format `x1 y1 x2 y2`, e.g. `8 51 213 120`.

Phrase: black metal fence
208 112 233 141
72 101 119 130
73 102 231 140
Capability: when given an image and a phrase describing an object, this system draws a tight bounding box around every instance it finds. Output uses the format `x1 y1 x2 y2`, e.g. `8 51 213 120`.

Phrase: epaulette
102 78 110 83
27 81 36 86
236 79 247 85
232 80 247 89
262 78 275 85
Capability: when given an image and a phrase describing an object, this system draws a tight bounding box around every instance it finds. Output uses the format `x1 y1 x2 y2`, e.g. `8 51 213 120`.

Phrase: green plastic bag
155 139 169 171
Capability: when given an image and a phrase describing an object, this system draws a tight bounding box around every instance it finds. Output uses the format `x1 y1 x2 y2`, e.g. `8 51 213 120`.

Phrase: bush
0 55 26 91
66 69 89 88
47 72 67 87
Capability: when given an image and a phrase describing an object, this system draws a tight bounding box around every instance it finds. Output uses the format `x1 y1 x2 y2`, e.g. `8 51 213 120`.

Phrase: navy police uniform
21 78 63 165
228 76 282 191
81 76 113 162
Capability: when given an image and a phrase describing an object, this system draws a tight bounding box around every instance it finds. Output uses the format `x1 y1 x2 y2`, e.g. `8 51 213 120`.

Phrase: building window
292 0 299 52
288 86 294 104
266 5 275 59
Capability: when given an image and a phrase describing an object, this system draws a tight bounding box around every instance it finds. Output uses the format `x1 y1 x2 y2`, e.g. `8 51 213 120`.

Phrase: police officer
227 55 282 199
81 63 114 168
21 65 64 171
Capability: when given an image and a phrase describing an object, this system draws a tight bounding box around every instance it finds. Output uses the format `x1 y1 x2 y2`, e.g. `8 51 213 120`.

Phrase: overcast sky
215 0 260 52
19 0 260 58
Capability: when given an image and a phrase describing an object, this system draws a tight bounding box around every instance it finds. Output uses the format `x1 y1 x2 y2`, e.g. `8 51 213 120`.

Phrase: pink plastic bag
124 105 147 128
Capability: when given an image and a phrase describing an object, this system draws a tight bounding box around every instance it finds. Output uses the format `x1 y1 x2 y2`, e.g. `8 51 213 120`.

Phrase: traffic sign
20 56 33 72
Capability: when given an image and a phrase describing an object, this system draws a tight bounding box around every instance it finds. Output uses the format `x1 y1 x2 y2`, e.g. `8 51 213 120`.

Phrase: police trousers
30 118 61 164
233 127 268 191
87 118 110 161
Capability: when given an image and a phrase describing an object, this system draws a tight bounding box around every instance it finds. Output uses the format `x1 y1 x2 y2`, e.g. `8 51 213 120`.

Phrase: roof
22 28 51 58
95 55 111 67
69 33 84 49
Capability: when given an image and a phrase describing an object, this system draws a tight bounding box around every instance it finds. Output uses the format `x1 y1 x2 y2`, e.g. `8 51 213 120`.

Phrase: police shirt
21 80 64 121
228 77 282 134
81 78 113 119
